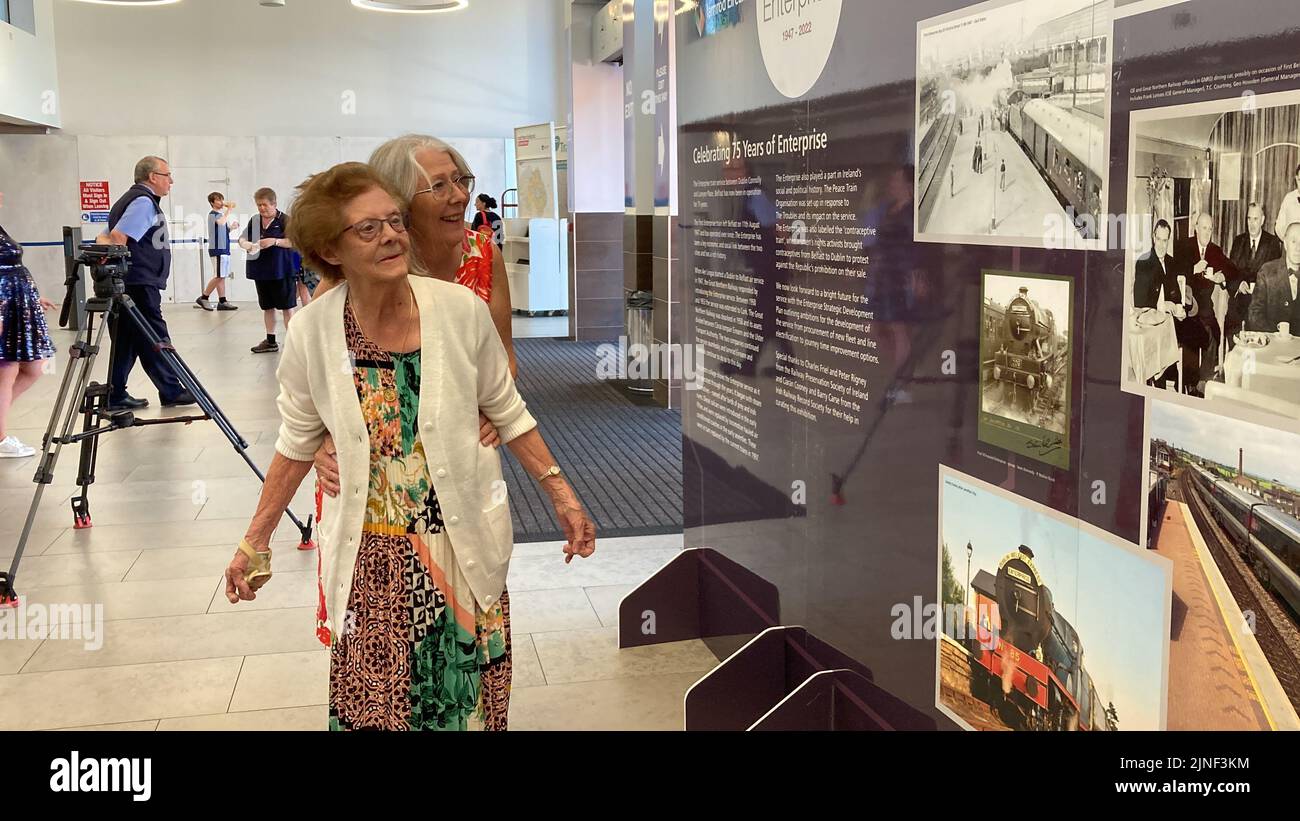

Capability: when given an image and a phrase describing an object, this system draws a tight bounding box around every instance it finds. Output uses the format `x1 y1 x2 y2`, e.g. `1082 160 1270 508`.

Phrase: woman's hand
38 298 57 312
224 547 271 603
314 433 340 497
556 501 596 564
478 412 500 448
544 479 595 564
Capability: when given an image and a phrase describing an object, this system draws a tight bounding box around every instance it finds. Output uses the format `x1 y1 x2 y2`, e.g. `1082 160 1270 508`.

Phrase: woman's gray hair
368 134 473 206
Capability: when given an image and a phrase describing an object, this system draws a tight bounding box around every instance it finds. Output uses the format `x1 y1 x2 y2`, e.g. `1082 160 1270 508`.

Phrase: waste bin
625 289 654 395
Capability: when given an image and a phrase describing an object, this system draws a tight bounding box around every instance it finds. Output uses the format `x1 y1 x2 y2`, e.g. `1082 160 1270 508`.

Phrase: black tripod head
61 244 130 327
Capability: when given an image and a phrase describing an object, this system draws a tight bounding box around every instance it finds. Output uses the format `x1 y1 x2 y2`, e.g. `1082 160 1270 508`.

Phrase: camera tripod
0 246 314 607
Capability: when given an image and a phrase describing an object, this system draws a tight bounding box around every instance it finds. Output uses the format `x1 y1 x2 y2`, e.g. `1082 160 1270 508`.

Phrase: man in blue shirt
196 191 239 311
98 156 196 410
238 187 296 353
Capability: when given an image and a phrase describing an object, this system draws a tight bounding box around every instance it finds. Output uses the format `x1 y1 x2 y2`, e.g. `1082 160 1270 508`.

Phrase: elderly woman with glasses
223 163 596 731
313 136 512 491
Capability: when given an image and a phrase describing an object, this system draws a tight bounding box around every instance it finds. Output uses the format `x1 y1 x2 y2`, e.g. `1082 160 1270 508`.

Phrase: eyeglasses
151 171 174 180
413 174 475 203
342 213 408 243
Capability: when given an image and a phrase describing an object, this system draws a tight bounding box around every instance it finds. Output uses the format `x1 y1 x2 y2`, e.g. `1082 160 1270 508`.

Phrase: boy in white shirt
196 192 239 311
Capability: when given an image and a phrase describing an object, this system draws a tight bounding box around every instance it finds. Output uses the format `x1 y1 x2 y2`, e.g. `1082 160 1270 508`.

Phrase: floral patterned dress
326 299 511 731
455 226 494 303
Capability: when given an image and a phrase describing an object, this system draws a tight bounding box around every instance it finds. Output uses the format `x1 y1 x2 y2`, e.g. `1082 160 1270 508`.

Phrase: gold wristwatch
535 465 563 483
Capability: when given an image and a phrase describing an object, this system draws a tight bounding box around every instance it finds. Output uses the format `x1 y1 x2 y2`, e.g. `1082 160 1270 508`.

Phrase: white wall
1 0 569 300
0 0 60 128
0 134 509 302
568 2 624 214
52 0 564 139
0 134 78 301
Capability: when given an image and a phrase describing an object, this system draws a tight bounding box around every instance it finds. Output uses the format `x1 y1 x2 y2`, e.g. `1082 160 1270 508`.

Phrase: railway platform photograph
1145 400 1300 730
1123 90 1300 432
936 467 1169 731
915 0 1109 248
978 271 1073 469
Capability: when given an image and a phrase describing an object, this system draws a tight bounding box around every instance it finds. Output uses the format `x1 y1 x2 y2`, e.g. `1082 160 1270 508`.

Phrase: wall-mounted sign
694 0 743 38
79 181 110 212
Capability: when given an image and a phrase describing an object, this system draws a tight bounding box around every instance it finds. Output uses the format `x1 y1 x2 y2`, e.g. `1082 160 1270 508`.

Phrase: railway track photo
1178 467 1300 710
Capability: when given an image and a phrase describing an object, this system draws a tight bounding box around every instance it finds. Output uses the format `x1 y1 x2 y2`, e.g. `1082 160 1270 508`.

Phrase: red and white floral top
456 227 494 305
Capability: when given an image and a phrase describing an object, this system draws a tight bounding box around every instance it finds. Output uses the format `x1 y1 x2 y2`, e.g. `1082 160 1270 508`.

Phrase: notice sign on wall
79 181 110 212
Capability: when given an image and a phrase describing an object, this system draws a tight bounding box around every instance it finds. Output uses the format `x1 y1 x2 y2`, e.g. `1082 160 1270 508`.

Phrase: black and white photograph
915 0 1111 249
1113 0 1192 16
1122 90 1300 434
979 270 1073 469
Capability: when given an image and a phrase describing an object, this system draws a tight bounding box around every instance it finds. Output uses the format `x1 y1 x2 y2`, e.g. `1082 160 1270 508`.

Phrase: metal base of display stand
617 549 936 730
617 548 777 650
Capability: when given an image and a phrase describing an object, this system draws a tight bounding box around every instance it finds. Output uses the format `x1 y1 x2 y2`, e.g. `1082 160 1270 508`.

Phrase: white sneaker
0 436 35 458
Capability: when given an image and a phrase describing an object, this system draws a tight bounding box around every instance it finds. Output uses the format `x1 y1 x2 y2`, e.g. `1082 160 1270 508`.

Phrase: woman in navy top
0 191 57 458
238 187 297 353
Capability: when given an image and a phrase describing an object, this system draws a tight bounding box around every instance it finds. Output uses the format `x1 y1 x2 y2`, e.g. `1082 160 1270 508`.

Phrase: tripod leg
6 312 111 604
121 301 316 550
70 382 111 529
122 301 245 446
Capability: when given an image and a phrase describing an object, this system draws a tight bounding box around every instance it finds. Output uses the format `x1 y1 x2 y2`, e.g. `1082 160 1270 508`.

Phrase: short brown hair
287 162 404 284
207 191 224 205
254 187 277 204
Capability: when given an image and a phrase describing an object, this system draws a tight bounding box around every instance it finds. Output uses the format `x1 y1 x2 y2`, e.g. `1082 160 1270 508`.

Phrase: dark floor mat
502 337 683 542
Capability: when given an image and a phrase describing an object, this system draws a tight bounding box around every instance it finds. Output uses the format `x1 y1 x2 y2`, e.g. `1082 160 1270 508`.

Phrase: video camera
61 244 130 328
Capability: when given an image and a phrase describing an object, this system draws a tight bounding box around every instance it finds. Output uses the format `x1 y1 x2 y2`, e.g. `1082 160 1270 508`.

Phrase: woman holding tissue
223 163 595 731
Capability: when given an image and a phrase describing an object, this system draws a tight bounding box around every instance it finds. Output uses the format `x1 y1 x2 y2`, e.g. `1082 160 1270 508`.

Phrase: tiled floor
0 302 701 730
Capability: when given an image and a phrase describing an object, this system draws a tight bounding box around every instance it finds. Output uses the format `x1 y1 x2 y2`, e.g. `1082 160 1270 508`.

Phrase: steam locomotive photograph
979 271 1073 469
915 0 1110 248
938 467 1170 731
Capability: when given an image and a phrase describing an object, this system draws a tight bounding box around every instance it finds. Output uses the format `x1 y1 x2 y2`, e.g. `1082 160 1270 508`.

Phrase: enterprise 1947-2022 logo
757 0 843 99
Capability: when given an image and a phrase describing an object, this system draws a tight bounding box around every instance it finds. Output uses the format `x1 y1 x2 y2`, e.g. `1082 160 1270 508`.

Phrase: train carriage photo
1006 96 1105 237
1188 464 1300 618
915 0 1110 247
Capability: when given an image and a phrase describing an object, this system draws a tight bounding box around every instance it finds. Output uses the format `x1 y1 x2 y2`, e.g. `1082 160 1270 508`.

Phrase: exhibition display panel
635 0 1300 732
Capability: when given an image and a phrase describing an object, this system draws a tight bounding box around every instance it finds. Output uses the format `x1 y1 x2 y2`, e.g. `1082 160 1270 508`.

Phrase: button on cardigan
272 275 537 638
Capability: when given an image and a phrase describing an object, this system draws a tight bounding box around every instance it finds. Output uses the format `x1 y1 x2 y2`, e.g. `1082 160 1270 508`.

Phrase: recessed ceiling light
66 0 182 6
350 0 468 13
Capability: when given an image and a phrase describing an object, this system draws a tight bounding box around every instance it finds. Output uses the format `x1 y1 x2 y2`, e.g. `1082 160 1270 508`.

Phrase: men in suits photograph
1174 212 1239 387
1135 219 1205 391
1227 202 1283 350
1247 220 1300 334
